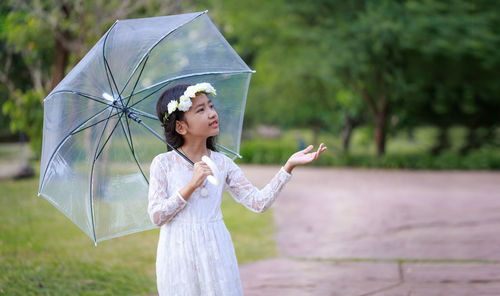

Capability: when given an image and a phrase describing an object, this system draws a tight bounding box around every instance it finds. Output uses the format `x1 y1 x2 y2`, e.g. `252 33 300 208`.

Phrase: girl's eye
197 108 203 113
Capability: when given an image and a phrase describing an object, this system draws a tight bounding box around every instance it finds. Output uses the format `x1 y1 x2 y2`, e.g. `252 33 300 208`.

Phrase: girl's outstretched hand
284 143 327 173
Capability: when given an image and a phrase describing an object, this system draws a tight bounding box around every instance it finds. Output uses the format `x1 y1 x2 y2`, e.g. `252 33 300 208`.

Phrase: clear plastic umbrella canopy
38 11 254 244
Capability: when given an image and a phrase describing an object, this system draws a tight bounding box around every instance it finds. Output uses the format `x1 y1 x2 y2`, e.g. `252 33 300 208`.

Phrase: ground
238 164 500 296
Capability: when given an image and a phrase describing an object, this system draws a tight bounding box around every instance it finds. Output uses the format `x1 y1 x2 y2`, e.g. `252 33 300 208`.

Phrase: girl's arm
224 143 327 213
148 156 190 226
225 159 293 213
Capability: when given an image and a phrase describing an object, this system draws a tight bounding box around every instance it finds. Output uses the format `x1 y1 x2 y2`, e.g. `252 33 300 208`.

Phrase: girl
148 82 327 295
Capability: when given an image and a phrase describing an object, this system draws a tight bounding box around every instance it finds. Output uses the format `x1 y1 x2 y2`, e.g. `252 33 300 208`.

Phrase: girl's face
176 93 219 138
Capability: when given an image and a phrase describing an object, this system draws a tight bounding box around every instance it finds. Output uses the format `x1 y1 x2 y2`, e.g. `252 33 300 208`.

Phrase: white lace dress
148 149 293 296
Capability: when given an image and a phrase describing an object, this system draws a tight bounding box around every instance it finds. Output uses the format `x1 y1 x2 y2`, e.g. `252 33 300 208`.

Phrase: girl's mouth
209 120 219 128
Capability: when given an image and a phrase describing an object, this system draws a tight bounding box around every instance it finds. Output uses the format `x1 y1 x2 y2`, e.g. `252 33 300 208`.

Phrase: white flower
183 82 217 99
207 85 216 96
178 98 192 112
196 82 210 90
166 82 216 116
179 95 190 104
184 85 198 98
197 82 216 96
167 100 178 114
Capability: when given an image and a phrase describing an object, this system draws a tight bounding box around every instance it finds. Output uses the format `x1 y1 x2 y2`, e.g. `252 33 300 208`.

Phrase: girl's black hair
156 83 218 152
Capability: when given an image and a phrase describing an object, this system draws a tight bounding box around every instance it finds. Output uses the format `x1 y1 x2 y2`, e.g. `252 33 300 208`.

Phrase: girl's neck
179 137 210 162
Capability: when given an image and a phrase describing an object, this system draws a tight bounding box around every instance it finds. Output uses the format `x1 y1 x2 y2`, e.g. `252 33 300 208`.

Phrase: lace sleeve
147 155 187 226
224 159 292 213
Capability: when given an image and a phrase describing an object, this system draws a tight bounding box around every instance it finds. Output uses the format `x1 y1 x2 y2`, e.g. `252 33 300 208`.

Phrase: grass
0 157 276 295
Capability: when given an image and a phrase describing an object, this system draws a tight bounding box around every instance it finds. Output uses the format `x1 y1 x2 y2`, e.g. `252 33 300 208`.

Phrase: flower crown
163 82 217 123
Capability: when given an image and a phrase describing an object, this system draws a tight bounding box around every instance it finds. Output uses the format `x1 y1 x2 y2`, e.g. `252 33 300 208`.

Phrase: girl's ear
175 120 187 135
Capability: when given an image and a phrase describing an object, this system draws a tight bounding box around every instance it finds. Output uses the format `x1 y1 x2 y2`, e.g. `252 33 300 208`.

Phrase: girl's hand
284 143 327 173
189 161 213 189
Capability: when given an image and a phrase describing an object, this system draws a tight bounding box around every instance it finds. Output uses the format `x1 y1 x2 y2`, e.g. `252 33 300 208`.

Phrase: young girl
148 82 327 295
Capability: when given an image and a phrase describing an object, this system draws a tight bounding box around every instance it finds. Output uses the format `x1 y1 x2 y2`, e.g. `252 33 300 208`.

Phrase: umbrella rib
38 106 115 194
125 70 255 110
123 55 149 107
130 111 242 159
103 55 125 106
94 109 126 161
119 11 207 96
135 119 194 166
120 113 149 185
102 22 119 100
89 104 123 244
48 90 114 107
215 144 243 159
128 107 158 120
129 110 242 159
70 111 121 136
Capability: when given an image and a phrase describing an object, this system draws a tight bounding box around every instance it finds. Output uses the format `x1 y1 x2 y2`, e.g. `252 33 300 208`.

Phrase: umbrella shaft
125 109 142 123
117 104 238 165
137 119 195 166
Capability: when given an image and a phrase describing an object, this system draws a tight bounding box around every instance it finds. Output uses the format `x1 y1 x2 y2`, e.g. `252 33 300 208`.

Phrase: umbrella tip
94 242 98 247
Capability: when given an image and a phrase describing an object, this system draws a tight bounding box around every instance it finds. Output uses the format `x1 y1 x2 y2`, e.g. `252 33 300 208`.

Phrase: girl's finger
303 145 314 153
316 144 327 159
315 144 323 158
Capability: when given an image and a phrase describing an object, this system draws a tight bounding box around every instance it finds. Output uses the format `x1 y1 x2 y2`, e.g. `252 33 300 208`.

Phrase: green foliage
210 0 500 155
1 9 53 67
1 0 499 158
1 89 44 157
238 138 298 165
399 0 500 130
0 0 198 157
237 127 500 170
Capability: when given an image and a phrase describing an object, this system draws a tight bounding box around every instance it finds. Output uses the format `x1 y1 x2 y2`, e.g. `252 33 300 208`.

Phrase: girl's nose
209 108 217 118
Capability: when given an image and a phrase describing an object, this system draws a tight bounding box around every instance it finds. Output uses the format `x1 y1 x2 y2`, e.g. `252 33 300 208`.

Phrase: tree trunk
459 127 483 155
342 117 354 153
50 27 70 91
430 126 450 155
51 2 72 91
374 107 388 157
357 81 389 157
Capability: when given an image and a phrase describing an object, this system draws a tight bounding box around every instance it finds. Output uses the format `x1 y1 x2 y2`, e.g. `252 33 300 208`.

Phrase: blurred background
1 0 499 171
1 0 499 294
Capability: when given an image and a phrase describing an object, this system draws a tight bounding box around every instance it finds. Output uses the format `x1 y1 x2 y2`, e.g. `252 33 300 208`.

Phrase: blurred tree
336 89 368 153
212 0 499 157
206 0 367 147
0 0 194 157
0 4 51 152
400 0 500 155
3 0 498 159
327 1 411 156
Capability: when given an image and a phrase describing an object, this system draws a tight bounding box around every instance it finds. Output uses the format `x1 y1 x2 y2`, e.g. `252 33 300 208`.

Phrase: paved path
238 165 500 295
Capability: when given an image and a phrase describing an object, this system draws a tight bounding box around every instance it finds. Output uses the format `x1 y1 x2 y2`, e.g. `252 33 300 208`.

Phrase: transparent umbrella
38 11 254 245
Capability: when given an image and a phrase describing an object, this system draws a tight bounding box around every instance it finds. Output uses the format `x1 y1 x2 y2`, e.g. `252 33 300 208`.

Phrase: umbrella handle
202 155 220 186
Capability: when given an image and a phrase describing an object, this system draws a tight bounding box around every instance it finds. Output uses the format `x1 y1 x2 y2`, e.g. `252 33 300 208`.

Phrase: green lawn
0 158 276 295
